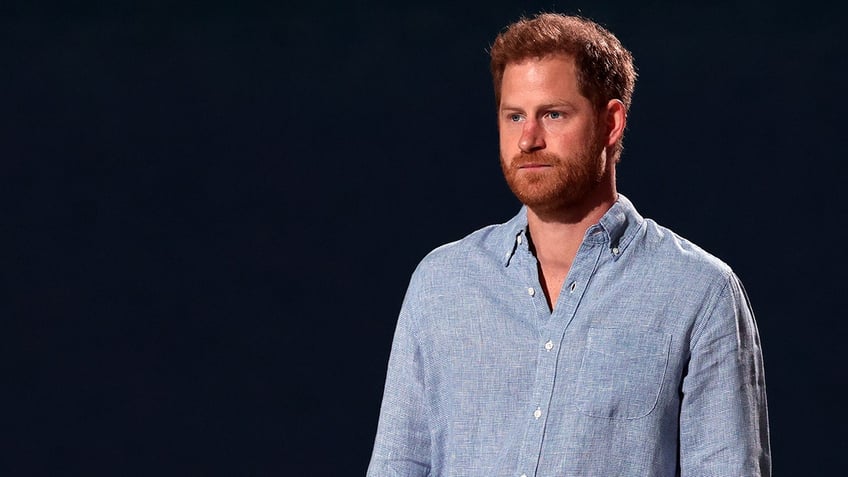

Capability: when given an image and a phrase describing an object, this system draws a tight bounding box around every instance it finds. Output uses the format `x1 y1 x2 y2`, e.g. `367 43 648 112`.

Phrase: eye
547 111 563 120
508 113 523 122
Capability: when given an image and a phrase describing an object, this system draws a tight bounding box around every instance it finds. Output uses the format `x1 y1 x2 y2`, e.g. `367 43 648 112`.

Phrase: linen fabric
367 195 770 477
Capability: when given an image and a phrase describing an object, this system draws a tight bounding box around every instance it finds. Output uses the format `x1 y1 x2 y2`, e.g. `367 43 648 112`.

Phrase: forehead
500 54 583 104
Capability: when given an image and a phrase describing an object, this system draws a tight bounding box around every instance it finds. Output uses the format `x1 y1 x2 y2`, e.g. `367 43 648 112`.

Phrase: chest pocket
574 327 671 419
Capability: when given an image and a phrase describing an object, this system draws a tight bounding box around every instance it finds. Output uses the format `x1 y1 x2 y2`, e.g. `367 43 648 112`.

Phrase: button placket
519 242 603 476
515 233 605 477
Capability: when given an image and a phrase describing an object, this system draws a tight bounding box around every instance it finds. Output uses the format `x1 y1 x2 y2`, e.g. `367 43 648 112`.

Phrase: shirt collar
500 193 644 267
499 205 529 267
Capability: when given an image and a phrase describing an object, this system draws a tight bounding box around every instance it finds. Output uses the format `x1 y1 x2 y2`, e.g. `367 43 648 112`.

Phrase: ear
603 99 626 148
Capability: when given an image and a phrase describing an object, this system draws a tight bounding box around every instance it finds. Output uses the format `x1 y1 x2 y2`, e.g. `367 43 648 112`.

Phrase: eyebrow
499 100 577 112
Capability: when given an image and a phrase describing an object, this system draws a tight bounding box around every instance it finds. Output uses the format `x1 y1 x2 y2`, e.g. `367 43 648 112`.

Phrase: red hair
490 13 636 110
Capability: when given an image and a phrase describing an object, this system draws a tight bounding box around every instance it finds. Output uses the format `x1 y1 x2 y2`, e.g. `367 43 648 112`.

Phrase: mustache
509 151 562 168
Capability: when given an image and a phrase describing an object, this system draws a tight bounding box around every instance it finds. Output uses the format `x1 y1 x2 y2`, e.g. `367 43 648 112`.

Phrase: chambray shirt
367 195 770 477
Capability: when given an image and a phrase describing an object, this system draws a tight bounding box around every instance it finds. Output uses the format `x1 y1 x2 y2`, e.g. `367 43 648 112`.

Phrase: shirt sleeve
366 293 431 477
679 273 771 476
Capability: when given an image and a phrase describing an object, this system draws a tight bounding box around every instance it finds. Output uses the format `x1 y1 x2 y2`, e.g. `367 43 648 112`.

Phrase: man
367 13 770 476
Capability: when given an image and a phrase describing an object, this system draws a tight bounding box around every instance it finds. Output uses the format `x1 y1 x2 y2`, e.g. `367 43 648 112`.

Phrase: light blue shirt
367 195 770 476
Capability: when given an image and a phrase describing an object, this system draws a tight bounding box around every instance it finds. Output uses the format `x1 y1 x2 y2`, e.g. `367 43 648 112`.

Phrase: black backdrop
4 1 846 475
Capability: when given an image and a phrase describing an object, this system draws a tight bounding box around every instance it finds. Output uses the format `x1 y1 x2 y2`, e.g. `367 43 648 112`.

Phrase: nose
518 119 545 153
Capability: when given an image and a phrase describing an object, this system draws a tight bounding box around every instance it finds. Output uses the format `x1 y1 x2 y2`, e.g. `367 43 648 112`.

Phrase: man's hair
489 13 637 159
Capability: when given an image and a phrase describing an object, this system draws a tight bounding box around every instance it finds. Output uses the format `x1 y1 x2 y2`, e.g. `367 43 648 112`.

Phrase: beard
500 138 607 214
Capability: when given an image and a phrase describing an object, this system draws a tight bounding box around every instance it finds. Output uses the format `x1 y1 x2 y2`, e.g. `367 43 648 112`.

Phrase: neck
525 177 617 312
526 175 618 266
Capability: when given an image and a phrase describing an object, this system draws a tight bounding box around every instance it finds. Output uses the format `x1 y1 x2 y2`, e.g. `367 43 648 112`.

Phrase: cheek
557 127 595 150
498 132 513 155
499 125 523 147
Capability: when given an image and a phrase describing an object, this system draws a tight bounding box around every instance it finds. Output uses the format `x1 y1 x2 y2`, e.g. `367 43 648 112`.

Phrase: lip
518 164 551 169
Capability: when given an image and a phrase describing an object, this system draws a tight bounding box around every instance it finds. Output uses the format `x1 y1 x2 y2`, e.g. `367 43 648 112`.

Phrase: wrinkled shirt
367 195 770 477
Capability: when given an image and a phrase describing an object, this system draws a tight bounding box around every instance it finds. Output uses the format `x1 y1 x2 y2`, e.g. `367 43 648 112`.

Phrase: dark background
4 0 845 475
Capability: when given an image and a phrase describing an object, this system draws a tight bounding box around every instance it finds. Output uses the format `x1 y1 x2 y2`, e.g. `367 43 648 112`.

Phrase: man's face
498 54 608 214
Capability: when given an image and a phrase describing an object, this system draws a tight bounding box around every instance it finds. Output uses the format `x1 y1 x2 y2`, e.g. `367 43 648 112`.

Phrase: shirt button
569 282 576 292
544 340 554 351
612 246 620 255
520 474 527 477
517 235 523 245
533 408 542 419
527 287 535 297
